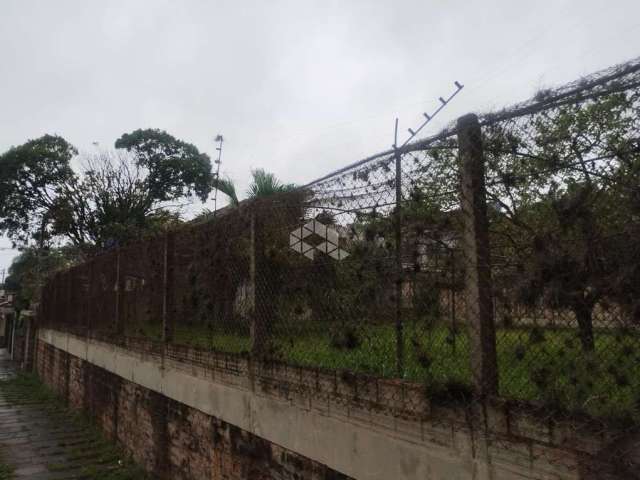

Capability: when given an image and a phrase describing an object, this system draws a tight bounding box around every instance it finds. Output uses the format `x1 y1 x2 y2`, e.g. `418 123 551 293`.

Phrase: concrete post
162 231 175 343
114 248 123 335
457 113 498 396
249 211 265 355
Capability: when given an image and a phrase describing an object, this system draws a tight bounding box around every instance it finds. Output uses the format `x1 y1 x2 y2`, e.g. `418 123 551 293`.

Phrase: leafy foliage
0 135 76 246
115 128 212 202
3 247 76 311
52 150 183 249
485 90 640 351
0 130 211 250
247 168 296 198
212 176 239 206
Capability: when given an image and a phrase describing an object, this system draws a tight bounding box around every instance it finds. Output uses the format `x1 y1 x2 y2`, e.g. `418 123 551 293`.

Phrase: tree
208 168 296 208
201 168 298 353
52 149 184 249
0 130 212 250
247 168 295 198
4 247 76 312
0 135 76 246
212 176 239 206
507 185 609 351
195 168 296 223
115 128 212 202
485 91 640 351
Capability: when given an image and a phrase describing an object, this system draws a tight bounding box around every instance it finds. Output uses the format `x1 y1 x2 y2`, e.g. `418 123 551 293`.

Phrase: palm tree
212 168 295 207
208 168 296 354
246 169 295 199
212 176 239 206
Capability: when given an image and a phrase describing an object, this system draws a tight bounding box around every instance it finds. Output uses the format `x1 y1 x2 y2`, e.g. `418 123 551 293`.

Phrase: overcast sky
1 0 639 274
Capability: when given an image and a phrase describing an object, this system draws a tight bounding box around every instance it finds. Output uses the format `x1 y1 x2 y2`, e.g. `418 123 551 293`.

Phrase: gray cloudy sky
1 0 639 274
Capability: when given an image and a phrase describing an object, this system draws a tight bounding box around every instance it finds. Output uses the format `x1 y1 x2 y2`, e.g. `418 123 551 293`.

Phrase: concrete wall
34 328 638 480
36 337 352 480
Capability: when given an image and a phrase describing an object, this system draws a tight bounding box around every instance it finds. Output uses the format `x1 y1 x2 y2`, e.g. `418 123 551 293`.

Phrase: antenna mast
212 134 224 217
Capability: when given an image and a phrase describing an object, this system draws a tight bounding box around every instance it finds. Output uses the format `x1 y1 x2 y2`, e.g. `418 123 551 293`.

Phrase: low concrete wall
36 336 352 479
36 328 637 480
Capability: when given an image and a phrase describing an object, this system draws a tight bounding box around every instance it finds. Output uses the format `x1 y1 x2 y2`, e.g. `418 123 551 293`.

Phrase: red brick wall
35 339 352 480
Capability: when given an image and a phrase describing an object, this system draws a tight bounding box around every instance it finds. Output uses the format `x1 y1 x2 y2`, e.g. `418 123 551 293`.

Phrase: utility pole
212 134 224 217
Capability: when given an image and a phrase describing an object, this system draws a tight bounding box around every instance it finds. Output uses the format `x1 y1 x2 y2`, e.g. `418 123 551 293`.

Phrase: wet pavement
0 348 143 479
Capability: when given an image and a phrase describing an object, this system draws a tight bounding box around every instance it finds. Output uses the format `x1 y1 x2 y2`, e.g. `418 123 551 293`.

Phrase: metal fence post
457 113 498 396
393 138 405 378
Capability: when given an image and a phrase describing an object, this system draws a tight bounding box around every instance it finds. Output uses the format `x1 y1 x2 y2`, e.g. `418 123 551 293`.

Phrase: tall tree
52 149 184 249
0 130 212 250
0 135 76 246
115 128 212 202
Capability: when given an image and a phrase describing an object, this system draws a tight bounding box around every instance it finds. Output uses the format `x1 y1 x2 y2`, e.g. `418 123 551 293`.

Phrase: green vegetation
0 129 211 250
3 247 76 312
0 457 13 480
195 167 297 222
0 374 150 479
126 320 640 422
129 322 251 353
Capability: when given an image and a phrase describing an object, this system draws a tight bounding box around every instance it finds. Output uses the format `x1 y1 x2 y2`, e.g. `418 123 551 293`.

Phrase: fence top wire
303 55 640 191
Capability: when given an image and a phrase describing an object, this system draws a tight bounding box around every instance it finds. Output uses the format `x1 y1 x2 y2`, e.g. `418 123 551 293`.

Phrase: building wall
33 329 638 480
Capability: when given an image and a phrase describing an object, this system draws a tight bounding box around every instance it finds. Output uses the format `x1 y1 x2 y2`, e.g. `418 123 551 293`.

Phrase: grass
0 374 151 480
125 319 640 422
0 401 16 479
0 459 13 480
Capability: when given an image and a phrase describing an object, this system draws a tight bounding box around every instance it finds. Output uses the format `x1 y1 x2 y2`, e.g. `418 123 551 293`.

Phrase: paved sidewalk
0 349 147 479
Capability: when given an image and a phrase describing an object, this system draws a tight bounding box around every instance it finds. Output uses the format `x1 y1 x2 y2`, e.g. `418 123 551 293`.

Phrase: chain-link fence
481 59 640 422
40 56 640 426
